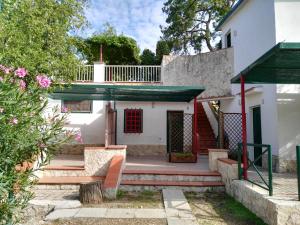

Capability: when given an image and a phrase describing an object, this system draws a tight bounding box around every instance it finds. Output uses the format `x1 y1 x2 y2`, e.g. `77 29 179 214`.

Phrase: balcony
76 64 161 83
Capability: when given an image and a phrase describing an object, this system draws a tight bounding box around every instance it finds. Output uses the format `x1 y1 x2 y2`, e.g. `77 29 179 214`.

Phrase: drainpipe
241 75 248 179
193 97 199 155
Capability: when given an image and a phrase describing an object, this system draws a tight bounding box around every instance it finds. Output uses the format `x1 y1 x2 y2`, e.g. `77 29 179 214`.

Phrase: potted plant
170 152 197 163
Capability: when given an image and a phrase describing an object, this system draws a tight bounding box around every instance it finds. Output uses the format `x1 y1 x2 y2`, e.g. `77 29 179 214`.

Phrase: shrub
0 65 76 224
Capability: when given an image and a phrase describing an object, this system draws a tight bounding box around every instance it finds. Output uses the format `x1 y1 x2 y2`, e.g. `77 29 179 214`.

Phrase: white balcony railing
76 64 162 83
77 65 94 82
105 65 161 82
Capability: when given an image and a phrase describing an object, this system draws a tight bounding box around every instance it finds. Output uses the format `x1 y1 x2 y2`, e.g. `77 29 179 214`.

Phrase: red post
193 97 199 155
100 44 103 63
241 75 248 179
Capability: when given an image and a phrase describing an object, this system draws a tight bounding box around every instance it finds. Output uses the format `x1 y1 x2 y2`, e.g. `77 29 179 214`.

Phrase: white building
217 0 300 172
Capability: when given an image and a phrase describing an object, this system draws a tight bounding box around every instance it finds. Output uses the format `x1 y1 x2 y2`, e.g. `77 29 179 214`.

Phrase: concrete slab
45 208 80 220
134 209 166 218
75 208 107 218
163 189 191 211
105 208 136 218
167 218 198 225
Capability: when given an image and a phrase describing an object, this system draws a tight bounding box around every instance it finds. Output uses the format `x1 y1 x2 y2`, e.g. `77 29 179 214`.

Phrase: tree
0 66 79 224
76 25 141 65
0 0 87 82
156 40 171 64
141 49 156 65
161 0 236 53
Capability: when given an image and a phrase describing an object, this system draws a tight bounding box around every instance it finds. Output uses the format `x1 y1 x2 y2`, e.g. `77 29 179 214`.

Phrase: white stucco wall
219 0 281 156
276 85 300 161
115 101 194 145
47 99 106 144
275 0 300 43
220 0 276 75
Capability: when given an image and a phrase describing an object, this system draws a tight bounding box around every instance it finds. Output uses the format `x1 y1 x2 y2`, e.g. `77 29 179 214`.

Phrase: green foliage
76 26 141 65
140 49 156 65
161 0 236 53
155 40 171 64
0 0 87 82
0 67 78 224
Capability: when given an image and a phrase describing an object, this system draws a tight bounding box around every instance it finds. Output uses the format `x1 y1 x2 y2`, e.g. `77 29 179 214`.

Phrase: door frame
166 110 184 155
252 106 262 166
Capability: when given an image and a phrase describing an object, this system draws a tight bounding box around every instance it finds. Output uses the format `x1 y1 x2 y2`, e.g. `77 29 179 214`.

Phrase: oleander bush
0 66 78 224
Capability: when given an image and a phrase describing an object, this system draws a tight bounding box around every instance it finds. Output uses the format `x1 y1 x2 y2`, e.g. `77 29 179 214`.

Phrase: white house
217 0 300 172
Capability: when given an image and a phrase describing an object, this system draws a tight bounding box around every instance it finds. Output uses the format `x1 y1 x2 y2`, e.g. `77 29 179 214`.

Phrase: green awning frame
231 42 300 84
49 84 205 102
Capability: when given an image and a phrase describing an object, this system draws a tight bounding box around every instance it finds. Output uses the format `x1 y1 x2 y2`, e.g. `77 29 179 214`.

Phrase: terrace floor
48 154 210 173
125 155 209 172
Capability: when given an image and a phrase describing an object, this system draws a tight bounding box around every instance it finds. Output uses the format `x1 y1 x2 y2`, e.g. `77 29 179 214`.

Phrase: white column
94 62 105 82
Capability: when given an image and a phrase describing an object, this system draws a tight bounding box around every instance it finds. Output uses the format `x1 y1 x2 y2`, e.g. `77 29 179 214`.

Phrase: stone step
42 165 87 177
122 170 221 182
36 176 105 190
120 180 225 192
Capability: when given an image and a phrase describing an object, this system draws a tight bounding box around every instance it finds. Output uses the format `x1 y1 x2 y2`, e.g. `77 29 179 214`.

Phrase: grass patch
186 192 266 225
84 190 163 209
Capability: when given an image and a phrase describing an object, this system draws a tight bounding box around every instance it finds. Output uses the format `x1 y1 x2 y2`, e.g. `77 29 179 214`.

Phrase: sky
84 0 166 52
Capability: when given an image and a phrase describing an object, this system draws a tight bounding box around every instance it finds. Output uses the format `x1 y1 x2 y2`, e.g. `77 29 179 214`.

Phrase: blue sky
84 0 166 52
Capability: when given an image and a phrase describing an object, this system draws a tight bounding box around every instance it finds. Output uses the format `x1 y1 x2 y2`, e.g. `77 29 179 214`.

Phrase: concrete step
120 180 225 192
42 165 86 177
36 176 105 190
122 170 221 182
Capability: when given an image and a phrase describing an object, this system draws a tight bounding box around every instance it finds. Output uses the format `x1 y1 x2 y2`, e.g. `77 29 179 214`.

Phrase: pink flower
75 133 83 143
19 80 26 90
0 65 11 74
10 117 18 125
0 108 4 113
15 68 27 78
36 75 51 88
0 77 3 82
61 106 69 113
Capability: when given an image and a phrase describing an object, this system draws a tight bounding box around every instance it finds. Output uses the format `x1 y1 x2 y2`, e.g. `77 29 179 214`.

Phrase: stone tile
163 189 191 210
134 209 166 218
75 208 107 218
45 208 80 220
105 208 136 218
167 218 198 225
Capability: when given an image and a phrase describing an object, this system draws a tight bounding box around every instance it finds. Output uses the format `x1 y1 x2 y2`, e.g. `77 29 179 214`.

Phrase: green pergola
231 42 300 84
230 42 300 180
50 84 205 102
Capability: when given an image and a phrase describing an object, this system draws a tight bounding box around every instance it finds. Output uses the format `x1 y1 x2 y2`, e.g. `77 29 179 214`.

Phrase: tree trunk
79 181 103 204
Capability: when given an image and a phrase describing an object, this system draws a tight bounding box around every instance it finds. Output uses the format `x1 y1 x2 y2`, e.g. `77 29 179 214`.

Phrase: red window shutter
124 109 143 133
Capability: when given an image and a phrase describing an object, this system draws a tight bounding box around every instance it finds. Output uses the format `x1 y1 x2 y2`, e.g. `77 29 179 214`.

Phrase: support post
193 97 199 155
297 146 300 201
100 44 103 63
241 75 248 179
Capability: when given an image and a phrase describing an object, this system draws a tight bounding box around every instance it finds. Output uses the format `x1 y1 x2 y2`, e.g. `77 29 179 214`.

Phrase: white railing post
94 62 105 82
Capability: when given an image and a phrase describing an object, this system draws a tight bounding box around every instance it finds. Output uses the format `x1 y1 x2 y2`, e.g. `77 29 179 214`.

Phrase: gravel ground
186 192 266 225
45 218 167 225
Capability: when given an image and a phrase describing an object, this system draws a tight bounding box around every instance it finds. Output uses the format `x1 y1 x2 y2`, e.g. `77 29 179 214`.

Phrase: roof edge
216 0 246 31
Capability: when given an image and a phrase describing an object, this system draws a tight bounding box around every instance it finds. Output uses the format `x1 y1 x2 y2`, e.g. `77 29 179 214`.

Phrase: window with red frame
124 109 143 133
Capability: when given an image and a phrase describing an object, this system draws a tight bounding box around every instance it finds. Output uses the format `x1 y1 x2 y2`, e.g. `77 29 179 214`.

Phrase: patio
48 154 210 173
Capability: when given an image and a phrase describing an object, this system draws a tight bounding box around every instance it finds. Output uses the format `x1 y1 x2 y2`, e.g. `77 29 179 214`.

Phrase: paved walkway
163 189 198 225
43 189 198 225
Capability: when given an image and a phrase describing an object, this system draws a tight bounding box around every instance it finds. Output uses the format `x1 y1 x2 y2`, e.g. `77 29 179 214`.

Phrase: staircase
120 169 225 192
197 102 217 154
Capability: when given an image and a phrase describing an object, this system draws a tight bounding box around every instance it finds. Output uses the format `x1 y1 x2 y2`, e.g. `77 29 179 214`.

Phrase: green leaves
0 0 87 82
161 0 237 53
0 70 74 223
74 29 141 65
